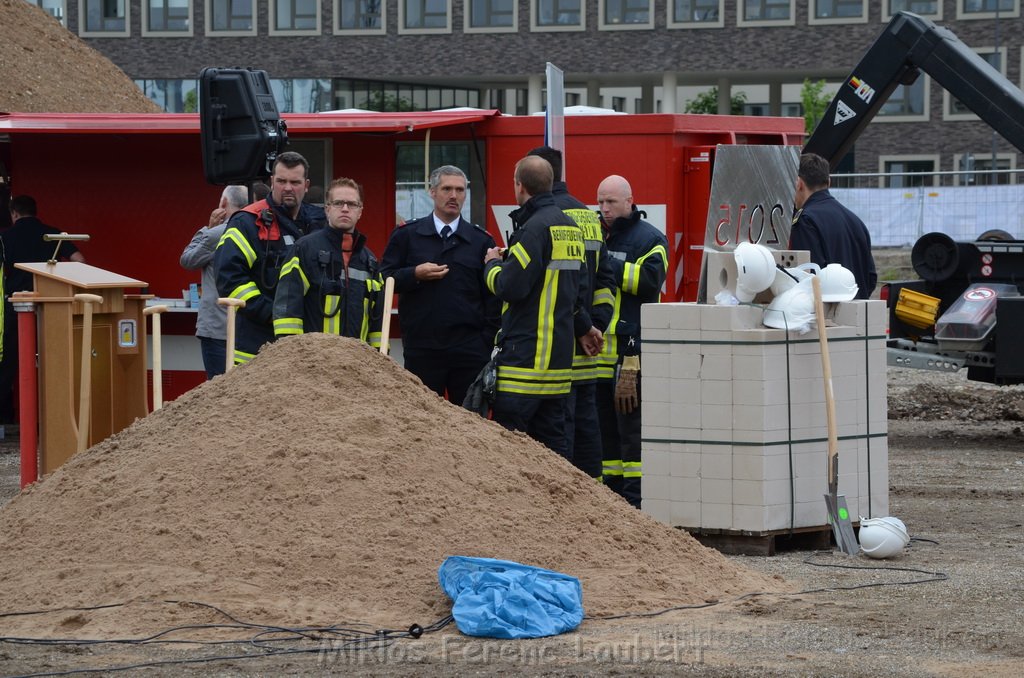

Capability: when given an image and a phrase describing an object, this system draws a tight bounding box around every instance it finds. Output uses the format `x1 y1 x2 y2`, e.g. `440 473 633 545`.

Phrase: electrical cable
0 599 452 678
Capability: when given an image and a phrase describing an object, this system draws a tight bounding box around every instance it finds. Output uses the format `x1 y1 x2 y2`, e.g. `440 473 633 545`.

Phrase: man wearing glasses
381 165 499 406
273 178 383 346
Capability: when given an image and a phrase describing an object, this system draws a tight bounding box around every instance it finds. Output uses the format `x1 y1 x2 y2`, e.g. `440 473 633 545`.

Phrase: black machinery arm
803 11 1024 168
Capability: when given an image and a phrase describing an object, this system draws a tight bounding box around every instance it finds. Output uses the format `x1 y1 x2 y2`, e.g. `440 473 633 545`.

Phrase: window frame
943 46 1007 119
334 0 387 34
598 0 655 31
736 0 795 27
667 0 724 28
953 152 1018 185
530 0 585 31
881 0 942 20
875 76 930 123
79 0 131 37
268 0 322 36
955 0 1019 21
142 0 194 37
206 0 257 36
399 0 453 34
464 0 518 33
808 0 867 25
877 154 940 188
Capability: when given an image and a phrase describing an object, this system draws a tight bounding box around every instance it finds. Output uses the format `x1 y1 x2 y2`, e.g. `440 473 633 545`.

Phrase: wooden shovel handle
143 306 168 410
218 297 246 372
380 277 395 356
812 275 839 491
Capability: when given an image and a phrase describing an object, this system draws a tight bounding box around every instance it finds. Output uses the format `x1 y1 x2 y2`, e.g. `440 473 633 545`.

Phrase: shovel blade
823 492 859 555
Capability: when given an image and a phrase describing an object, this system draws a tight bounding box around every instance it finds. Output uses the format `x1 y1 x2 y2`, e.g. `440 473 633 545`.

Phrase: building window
336 0 385 32
270 79 333 113
208 0 254 33
669 0 722 27
271 0 320 33
144 0 191 34
26 0 67 25
81 0 129 35
600 0 653 28
533 0 582 29
467 0 514 29
810 0 866 23
945 48 1005 118
742 102 802 116
401 0 451 32
958 0 1018 20
877 77 928 120
884 0 940 19
880 156 938 187
737 0 794 26
136 78 197 112
954 153 1017 185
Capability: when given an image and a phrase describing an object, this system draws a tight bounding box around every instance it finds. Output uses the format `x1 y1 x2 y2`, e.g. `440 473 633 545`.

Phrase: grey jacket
179 224 228 340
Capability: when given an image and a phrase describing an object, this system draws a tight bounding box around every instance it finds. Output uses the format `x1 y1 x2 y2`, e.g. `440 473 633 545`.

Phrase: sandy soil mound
0 334 783 639
0 0 160 113
888 368 1024 421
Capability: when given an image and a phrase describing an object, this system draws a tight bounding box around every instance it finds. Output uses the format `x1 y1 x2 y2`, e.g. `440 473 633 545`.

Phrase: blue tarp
438 556 584 639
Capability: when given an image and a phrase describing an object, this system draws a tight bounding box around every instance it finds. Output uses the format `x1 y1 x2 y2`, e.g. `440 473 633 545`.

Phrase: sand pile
0 335 783 639
0 0 160 113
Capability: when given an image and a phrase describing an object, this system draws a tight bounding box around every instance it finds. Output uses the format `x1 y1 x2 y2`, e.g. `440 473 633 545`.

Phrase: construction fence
831 170 1024 247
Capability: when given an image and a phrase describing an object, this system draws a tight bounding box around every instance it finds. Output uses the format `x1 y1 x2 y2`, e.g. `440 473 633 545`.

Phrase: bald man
594 175 668 508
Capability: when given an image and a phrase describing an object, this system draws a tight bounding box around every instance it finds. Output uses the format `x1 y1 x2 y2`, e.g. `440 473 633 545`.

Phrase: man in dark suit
381 166 499 406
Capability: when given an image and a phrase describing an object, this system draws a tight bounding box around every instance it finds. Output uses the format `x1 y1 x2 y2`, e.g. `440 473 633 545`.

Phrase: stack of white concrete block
639 301 888 533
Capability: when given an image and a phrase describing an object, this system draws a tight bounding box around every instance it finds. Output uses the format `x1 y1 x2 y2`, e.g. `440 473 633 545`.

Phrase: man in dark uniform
484 155 584 456
2 195 86 424
594 175 668 508
527 146 615 479
273 177 383 346
380 166 498 406
215 151 326 365
790 152 877 299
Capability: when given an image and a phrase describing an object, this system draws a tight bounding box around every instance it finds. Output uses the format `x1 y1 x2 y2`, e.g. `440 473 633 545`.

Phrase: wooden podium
14 262 149 474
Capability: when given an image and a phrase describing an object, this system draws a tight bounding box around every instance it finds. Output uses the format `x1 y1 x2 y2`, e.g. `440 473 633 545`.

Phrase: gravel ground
1 364 1022 676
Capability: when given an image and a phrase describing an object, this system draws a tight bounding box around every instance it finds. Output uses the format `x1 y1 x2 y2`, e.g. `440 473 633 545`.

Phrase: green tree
683 87 747 115
363 91 418 112
801 79 832 135
183 89 197 114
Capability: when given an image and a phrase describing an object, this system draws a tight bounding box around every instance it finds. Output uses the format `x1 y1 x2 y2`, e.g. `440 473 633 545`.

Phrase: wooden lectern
14 262 149 474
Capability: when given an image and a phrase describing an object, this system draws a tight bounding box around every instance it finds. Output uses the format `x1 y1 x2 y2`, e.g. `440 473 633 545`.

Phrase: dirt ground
0 362 1021 677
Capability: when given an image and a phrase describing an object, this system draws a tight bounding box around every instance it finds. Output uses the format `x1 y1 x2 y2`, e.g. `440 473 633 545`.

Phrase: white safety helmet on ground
763 276 816 333
733 242 777 302
770 262 820 297
859 516 910 559
818 263 859 302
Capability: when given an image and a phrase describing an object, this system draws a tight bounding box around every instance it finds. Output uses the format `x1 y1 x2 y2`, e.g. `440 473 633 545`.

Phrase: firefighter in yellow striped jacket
272 178 383 347
595 174 669 508
483 156 584 458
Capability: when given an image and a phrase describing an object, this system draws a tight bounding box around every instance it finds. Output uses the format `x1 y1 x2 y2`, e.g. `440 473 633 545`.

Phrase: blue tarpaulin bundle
438 556 584 639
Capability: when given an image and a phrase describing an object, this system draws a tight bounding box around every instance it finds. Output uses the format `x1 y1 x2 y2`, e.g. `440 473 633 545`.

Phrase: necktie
440 224 452 241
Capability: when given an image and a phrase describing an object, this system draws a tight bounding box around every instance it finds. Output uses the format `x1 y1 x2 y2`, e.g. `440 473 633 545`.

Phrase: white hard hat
733 242 777 303
770 262 820 297
818 263 859 302
858 516 910 559
763 276 816 332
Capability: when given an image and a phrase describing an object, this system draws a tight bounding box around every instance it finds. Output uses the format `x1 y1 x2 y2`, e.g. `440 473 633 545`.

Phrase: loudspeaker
199 67 288 185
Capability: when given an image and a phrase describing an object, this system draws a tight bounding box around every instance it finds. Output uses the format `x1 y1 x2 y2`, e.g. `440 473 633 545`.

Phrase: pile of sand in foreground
0 334 784 639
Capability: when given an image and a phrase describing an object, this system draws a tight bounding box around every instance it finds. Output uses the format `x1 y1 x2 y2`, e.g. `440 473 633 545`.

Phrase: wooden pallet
685 524 839 557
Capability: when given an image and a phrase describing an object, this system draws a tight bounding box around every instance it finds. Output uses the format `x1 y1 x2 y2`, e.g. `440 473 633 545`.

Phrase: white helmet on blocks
818 263 859 302
763 276 816 333
858 516 910 559
770 262 820 297
733 242 777 303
